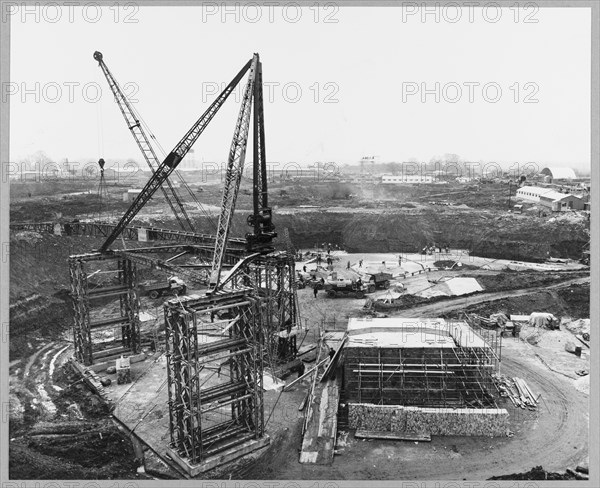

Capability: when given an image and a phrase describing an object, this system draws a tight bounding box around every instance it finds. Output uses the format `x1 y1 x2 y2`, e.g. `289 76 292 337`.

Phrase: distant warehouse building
381 174 433 184
123 189 143 202
540 167 577 181
516 186 585 212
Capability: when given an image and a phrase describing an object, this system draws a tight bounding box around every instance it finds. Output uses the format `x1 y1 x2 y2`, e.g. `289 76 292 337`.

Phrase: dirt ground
9 237 591 480
227 261 590 480
239 351 588 480
8 176 591 480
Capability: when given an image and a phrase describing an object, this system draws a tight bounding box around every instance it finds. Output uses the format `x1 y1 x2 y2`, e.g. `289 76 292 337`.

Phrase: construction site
7 51 593 482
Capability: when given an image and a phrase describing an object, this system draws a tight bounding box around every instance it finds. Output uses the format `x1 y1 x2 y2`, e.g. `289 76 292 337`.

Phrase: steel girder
69 258 92 365
209 55 258 287
247 58 276 250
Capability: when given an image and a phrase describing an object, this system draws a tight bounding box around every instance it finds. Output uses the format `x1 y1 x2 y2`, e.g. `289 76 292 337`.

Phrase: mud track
396 276 590 318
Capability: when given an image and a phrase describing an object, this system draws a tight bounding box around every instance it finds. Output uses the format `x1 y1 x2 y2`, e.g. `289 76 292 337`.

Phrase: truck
364 272 393 293
142 276 187 299
323 278 367 299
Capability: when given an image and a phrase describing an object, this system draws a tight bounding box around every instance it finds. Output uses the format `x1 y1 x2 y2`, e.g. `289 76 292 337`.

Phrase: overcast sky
8 5 591 170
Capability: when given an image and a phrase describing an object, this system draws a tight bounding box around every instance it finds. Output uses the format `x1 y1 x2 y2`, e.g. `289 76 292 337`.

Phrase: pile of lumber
67 358 113 406
299 377 341 464
493 373 538 410
467 313 502 329
355 429 431 442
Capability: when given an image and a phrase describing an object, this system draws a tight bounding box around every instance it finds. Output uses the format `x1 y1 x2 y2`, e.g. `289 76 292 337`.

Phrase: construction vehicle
364 272 393 293
324 278 367 299
142 276 186 299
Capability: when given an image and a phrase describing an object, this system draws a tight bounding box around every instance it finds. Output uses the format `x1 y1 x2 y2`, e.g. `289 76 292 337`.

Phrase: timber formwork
344 345 497 409
164 289 268 473
69 252 140 366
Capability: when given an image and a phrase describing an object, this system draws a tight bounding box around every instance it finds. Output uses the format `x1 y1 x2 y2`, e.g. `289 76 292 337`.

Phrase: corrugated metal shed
540 167 577 179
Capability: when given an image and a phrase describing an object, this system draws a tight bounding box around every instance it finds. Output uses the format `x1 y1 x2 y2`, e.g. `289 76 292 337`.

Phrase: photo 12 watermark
402 82 539 104
199 2 340 24
2 2 140 24
400 2 540 24
2 80 140 104
201 80 340 104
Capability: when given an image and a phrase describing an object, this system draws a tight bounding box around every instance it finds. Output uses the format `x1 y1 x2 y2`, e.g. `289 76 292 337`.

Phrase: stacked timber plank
67 358 113 405
355 430 431 442
299 376 341 464
468 313 499 328
492 373 538 409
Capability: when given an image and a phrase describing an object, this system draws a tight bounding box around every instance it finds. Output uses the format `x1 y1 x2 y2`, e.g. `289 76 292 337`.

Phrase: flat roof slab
346 318 488 349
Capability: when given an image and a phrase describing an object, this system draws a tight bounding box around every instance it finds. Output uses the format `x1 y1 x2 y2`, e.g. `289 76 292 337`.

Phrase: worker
347 261 350 269
359 259 363 267
328 347 335 360
398 256 402 265
303 265 307 272
313 286 318 298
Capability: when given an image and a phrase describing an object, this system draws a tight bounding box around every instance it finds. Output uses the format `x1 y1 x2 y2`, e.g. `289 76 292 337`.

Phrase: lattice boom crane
98 58 252 252
93 51 195 233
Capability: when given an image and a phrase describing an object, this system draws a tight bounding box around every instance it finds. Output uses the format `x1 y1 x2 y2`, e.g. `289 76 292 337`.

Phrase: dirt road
240 274 590 480
394 276 590 318
240 332 589 480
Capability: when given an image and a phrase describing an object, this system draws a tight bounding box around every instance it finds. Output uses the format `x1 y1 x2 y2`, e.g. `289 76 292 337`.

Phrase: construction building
123 188 143 202
342 317 508 437
381 174 434 184
516 185 585 212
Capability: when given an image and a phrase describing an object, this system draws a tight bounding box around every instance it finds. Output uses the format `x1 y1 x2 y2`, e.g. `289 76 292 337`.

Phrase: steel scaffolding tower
69 252 140 366
164 289 268 472
229 252 299 364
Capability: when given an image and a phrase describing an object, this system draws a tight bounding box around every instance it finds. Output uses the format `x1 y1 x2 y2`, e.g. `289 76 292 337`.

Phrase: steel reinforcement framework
164 288 266 467
69 252 140 366
344 343 499 409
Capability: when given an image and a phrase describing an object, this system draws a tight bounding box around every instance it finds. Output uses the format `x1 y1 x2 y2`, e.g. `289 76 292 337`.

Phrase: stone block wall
348 403 509 437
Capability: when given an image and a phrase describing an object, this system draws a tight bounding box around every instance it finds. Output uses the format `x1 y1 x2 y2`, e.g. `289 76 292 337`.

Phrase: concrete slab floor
101 342 305 477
